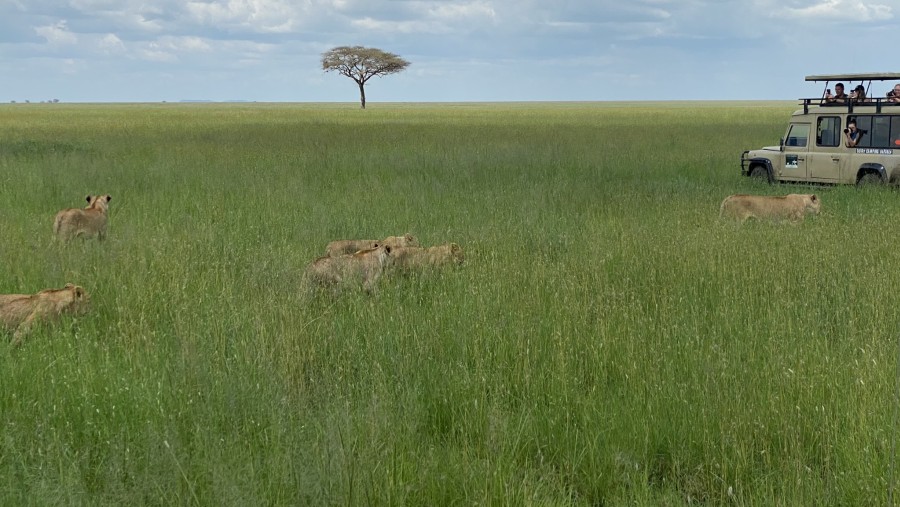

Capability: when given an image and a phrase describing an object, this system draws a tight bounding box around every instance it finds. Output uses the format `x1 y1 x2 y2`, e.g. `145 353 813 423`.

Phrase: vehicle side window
855 116 873 148
892 117 900 147
816 117 840 147
852 115 898 148
872 116 891 147
785 124 809 147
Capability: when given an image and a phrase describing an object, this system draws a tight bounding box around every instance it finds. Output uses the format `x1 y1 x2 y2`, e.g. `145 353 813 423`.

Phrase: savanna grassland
2 101 900 505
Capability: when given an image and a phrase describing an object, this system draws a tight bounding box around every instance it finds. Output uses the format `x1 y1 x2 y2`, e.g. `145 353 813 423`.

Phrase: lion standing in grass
0 283 90 346
325 233 418 257
392 243 464 270
54 194 112 240
720 194 820 223
306 244 396 293
380 234 419 249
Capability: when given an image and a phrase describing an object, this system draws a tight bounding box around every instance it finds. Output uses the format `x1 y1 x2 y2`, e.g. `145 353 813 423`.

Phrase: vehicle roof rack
801 73 900 113
806 73 900 82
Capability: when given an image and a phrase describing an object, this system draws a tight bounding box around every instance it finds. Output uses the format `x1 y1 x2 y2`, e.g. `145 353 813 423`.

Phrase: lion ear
74 287 84 298
386 245 392 253
64 283 75 289
86 195 92 203
405 233 413 240
811 194 818 202
105 195 112 202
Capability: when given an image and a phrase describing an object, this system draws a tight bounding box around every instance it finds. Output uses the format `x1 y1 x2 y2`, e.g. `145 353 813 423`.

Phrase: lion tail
53 213 63 235
719 196 733 217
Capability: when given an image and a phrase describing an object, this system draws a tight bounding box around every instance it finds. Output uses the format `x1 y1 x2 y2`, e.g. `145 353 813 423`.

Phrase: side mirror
780 137 785 152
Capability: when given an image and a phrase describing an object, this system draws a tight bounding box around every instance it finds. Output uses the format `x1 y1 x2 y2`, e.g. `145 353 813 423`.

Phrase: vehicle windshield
785 124 810 147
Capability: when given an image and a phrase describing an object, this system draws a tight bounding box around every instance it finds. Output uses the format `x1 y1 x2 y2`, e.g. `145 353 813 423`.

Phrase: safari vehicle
741 73 900 185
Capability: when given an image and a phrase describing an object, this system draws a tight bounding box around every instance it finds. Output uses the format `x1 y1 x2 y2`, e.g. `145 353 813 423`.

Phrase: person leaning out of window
844 120 862 147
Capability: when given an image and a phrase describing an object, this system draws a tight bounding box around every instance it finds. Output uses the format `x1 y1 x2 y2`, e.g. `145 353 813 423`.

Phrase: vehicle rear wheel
857 172 883 186
750 166 770 183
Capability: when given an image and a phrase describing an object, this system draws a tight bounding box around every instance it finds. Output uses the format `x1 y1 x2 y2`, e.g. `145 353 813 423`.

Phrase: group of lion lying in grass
304 233 465 294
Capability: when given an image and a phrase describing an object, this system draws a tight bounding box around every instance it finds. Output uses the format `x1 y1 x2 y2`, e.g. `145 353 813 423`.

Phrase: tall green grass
2 101 899 504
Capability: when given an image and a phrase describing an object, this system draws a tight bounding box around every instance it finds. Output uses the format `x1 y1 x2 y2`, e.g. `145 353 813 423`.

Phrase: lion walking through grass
720 194 820 223
54 194 112 241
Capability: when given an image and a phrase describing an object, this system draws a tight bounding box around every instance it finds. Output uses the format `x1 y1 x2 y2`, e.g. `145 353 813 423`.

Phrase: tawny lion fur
392 243 465 270
325 233 418 257
0 283 90 346
54 194 112 240
305 244 395 293
719 194 820 223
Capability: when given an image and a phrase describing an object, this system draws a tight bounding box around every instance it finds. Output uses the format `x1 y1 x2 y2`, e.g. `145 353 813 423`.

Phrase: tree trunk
358 81 366 109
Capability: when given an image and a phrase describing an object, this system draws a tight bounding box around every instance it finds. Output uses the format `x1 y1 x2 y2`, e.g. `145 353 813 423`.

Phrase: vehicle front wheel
857 172 883 186
750 166 770 183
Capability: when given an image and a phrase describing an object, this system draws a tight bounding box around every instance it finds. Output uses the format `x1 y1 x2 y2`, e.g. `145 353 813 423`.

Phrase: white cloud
34 20 77 45
428 1 496 21
185 0 301 32
156 36 213 52
98 33 125 53
62 58 79 74
780 0 892 21
347 1 499 34
98 34 216 63
141 42 177 62
351 16 441 33
68 0 132 9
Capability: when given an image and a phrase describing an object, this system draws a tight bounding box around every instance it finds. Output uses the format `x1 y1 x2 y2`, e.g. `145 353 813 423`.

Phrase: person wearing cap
850 84 868 104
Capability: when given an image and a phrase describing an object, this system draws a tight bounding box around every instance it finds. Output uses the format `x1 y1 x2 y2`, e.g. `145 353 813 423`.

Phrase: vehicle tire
857 172 883 186
750 166 770 183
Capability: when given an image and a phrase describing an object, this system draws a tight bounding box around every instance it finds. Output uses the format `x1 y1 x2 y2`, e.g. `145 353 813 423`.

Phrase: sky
2 0 900 103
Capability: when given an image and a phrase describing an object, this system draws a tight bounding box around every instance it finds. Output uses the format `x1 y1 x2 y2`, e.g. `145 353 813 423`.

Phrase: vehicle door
808 116 844 182
780 123 810 181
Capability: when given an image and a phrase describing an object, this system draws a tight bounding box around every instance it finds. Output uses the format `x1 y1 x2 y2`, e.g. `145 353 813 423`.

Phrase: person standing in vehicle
888 84 900 104
850 85 868 104
844 120 862 147
823 83 848 105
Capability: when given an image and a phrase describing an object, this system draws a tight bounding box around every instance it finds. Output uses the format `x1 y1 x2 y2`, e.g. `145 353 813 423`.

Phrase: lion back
0 294 33 331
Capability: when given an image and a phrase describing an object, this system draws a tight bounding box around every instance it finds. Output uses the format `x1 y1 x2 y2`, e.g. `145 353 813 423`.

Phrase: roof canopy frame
806 73 900 82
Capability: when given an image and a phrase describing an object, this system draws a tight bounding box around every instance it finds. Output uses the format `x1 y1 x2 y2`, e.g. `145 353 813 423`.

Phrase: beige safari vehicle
742 73 900 185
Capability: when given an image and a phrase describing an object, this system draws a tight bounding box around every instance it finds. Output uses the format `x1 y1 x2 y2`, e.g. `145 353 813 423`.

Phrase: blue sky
2 0 899 103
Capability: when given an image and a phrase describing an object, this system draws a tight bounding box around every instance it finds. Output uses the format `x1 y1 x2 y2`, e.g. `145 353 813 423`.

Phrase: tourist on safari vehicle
742 73 900 186
822 82 847 106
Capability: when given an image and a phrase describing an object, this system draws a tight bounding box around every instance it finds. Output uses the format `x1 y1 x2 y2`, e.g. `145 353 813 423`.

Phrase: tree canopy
321 46 411 109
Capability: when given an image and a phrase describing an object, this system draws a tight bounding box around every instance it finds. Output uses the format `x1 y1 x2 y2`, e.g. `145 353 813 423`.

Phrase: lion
54 194 112 240
305 244 395 293
0 283 90 346
325 233 418 257
719 194 820 223
324 239 379 257
380 234 419 249
392 243 464 270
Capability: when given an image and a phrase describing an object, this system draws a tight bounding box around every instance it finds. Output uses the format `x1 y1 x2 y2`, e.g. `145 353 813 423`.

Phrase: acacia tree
321 46 410 109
